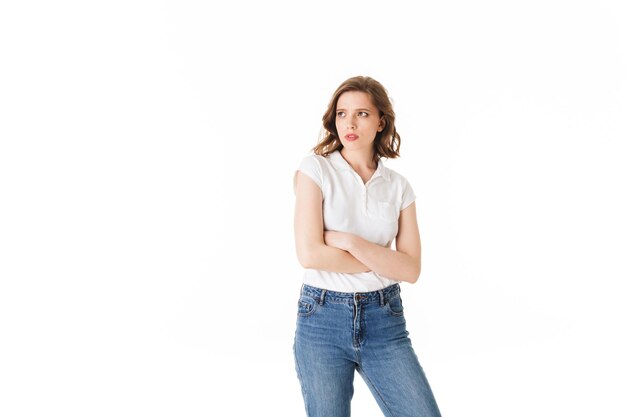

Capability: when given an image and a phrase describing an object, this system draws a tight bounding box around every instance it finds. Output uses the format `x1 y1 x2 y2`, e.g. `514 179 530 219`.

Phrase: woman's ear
378 117 386 132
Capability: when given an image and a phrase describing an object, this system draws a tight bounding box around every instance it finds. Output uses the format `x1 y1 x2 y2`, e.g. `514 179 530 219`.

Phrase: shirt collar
328 150 390 182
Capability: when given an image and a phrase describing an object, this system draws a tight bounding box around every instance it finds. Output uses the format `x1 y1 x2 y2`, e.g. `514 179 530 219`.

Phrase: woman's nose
346 114 356 128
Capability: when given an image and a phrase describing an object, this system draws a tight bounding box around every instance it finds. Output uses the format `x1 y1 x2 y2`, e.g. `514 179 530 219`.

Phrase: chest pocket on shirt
372 201 399 223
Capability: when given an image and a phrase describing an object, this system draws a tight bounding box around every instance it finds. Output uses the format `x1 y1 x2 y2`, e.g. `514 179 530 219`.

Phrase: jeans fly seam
352 302 358 348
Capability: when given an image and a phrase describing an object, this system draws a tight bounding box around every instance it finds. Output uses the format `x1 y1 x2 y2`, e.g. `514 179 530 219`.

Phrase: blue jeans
293 284 442 417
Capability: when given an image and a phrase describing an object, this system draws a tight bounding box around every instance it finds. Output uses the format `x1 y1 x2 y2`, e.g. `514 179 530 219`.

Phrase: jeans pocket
297 295 318 317
385 295 404 317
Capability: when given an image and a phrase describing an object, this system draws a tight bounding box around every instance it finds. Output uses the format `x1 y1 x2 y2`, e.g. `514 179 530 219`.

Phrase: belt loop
319 289 326 305
300 283 305 295
378 289 385 306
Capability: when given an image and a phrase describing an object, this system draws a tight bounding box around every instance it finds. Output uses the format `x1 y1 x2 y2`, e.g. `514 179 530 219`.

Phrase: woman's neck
339 148 377 172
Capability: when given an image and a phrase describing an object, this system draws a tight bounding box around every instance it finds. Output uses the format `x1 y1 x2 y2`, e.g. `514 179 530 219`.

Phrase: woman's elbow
296 250 309 268
405 261 421 284
297 255 313 269
296 245 319 269
406 273 420 284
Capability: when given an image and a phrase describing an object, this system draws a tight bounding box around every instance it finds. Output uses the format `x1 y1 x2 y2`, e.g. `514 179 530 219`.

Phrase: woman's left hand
324 230 357 252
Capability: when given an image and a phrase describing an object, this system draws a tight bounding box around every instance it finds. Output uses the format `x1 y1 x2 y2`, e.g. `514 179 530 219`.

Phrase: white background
1 1 625 416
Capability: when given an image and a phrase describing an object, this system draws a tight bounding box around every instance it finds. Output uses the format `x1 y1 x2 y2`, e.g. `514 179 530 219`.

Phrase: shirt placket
353 173 373 215
361 182 367 214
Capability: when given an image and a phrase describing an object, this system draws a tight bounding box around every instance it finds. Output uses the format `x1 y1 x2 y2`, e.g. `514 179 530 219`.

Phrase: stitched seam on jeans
386 303 404 317
293 343 312 416
359 367 397 417
297 296 317 317
385 296 404 317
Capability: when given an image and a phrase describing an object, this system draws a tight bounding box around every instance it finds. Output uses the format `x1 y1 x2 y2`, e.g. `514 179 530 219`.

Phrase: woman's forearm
323 231 419 283
346 236 420 283
301 243 371 274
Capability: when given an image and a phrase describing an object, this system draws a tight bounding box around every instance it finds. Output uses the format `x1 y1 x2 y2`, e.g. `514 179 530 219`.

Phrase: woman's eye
336 111 345 118
358 112 369 117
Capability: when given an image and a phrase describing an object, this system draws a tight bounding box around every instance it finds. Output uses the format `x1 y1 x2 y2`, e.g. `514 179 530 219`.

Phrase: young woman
292 76 442 417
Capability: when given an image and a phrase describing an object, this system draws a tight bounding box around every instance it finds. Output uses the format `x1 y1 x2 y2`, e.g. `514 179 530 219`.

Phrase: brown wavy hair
311 76 401 163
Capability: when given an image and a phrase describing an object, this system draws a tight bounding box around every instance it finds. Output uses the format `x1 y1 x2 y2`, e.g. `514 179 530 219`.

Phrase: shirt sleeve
293 155 323 196
400 178 416 210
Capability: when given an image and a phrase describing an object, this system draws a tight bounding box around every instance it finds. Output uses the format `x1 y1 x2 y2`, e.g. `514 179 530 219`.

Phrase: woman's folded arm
294 171 370 274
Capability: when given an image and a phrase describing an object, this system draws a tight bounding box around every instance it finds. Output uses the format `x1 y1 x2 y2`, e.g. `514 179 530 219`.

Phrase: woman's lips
345 134 359 141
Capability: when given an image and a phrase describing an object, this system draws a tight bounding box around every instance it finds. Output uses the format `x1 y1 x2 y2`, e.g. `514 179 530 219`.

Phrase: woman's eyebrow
336 107 373 112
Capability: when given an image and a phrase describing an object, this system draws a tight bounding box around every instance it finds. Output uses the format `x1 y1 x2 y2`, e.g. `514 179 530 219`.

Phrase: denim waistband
300 283 401 306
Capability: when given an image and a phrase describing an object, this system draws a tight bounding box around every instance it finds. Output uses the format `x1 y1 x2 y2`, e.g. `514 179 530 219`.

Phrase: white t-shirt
293 149 416 292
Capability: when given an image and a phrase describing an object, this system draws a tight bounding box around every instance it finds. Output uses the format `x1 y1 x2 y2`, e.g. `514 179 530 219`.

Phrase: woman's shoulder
382 164 412 186
300 152 330 163
297 152 332 170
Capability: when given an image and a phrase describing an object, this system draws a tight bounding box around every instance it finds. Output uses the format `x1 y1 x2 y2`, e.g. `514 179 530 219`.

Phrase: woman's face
335 91 384 152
